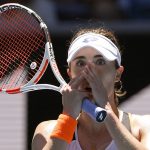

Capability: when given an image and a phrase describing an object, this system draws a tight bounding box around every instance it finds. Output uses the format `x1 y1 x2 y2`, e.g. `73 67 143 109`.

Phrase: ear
67 68 72 78
115 66 124 81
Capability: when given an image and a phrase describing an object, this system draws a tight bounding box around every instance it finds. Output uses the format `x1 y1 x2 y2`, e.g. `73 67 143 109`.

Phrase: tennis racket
0 3 106 122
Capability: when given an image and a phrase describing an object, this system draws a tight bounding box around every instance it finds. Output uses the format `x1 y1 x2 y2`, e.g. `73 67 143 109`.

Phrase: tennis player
32 27 150 150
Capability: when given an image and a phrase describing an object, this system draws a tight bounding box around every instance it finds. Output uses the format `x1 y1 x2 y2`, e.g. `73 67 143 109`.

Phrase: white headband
67 33 121 66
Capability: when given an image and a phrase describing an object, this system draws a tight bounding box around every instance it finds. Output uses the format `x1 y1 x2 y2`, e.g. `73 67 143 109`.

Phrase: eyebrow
73 55 104 61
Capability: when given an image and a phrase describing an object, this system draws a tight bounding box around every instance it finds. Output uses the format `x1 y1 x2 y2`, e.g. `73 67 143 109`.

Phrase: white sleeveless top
66 129 118 150
67 111 125 150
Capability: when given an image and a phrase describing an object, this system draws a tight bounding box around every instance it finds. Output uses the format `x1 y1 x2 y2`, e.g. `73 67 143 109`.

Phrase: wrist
62 109 80 119
50 113 77 144
104 103 118 123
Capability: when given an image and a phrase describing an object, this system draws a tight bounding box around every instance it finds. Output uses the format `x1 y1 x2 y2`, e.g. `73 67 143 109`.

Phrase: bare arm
104 104 150 150
32 120 69 150
135 115 150 149
82 63 150 150
32 75 87 150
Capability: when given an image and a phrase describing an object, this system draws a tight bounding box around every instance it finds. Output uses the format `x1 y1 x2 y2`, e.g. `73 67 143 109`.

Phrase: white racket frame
0 3 66 94
0 3 107 122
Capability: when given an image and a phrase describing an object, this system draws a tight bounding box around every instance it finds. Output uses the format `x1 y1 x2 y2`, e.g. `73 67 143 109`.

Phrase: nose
85 61 94 67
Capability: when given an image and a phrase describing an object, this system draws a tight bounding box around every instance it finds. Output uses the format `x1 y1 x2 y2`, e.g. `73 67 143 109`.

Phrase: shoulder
130 113 150 127
33 120 57 140
129 113 150 139
32 120 57 150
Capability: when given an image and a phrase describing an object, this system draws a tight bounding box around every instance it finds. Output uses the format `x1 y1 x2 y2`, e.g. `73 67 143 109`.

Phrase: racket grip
82 98 107 122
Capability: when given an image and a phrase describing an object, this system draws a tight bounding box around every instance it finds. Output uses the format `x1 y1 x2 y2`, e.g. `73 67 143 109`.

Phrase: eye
76 59 86 67
94 58 106 65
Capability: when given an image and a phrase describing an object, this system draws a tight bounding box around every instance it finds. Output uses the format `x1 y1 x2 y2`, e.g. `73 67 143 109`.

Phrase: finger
86 64 103 86
69 74 84 89
87 63 98 79
61 84 72 94
82 66 102 91
68 77 78 85
60 84 68 94
83 66 95 83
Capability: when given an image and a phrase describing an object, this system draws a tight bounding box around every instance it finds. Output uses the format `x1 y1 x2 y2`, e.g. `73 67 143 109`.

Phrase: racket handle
82 98 107 122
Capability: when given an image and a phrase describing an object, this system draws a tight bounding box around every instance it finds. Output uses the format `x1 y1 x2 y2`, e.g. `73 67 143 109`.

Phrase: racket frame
0 3 107 122
0 3 66 94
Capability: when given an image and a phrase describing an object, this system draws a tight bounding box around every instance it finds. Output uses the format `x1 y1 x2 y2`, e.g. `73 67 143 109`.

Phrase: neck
78 96 119 132
79 108 119 131
78 113 104 137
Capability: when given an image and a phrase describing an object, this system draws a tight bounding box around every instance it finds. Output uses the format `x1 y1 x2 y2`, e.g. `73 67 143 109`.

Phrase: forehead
73 47 103 58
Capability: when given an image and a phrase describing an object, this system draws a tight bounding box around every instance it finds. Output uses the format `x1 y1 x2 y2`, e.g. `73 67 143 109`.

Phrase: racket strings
0 8 46 90
0 10 42 87
1 9 45 63
0 30 43 73
0 37 43 77
0 9 42 68
0 65 28 89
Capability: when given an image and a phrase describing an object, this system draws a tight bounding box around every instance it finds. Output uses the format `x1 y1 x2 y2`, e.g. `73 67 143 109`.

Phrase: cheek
98 67 116 93
70 64 83 78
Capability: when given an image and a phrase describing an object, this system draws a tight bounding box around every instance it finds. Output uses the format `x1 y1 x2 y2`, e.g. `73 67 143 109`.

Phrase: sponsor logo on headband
83 37 98 43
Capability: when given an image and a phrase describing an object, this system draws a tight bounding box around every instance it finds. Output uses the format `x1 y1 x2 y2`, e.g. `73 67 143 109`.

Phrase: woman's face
68 47 123 97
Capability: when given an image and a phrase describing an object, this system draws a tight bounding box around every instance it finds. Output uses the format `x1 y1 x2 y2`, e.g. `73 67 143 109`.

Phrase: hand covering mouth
84 87 92 92
79 86 92 92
